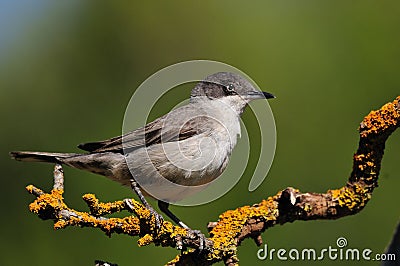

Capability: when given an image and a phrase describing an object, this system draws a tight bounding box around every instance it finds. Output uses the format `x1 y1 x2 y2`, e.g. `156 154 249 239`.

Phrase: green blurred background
1 1 399 265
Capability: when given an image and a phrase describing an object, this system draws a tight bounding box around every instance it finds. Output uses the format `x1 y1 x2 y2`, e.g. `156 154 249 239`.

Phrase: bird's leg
129 179 163 230
158 200 206 250
158 200 188 229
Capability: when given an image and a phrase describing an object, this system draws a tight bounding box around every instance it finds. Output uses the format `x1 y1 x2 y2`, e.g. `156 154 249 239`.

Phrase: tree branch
24 96 400 265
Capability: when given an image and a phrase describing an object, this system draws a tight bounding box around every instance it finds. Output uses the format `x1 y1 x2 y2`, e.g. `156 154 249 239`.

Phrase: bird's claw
187 229 207 251
149 208 164 232
124 199 164 232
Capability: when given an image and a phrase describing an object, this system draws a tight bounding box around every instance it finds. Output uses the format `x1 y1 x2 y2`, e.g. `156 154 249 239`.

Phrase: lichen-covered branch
26 165 206 250
25 96 400 266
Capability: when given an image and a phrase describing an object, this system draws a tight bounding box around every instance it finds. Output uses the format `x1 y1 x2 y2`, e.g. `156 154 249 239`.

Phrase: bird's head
190 72 275 113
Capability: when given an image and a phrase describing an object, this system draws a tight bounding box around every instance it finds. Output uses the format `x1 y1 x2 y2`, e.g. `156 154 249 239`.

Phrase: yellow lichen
26 184 40 194
208 195 279 260
360 97 400 137
54 219 68 229
120 216 141 235
138 234 153 246
329 183 370 211
82 193 126 216
162 222 186 239
304 203 312 212
28 189 66 214
166 254 181 265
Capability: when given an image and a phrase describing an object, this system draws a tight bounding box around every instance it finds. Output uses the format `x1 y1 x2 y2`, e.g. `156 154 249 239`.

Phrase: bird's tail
10 150 126 184
10 151 80 163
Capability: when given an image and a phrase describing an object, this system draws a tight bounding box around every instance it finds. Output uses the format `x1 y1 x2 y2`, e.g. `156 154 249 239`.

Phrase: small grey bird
10 72 275 229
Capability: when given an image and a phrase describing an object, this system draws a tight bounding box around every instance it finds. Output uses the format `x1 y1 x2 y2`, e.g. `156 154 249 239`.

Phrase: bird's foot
186 229 207 251
124 198 164 232
148 207 164 232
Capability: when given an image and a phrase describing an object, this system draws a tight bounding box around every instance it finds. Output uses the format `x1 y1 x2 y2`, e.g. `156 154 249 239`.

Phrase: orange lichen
166 254 181 265
25 183 188 251
26 184 43 195
360 96 400 138
303 203 312 212
28 189 66 214
329 183 370 211
54 219 68 229
162 221 187 238
119 216 141 235
208 195 279 260
353 152 377 173
82 193 126 216
138 234 153 246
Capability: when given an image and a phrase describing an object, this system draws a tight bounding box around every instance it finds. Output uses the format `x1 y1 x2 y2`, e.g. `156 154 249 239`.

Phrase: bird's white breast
126 96 245 202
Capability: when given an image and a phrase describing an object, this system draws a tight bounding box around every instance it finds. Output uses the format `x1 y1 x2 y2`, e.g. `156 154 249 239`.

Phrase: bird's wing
78 105 212 153
77 118 163 153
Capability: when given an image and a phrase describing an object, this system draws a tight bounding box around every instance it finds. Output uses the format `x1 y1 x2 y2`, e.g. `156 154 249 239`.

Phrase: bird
10 72 275 230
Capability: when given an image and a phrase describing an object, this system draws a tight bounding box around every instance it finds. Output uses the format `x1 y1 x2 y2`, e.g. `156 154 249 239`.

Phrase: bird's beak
246 90 276 100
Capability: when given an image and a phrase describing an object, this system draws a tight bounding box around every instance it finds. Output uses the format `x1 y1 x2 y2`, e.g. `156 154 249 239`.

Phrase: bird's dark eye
224 84 236 95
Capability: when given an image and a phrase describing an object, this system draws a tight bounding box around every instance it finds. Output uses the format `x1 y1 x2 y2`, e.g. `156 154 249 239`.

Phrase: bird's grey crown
190 72 256 99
